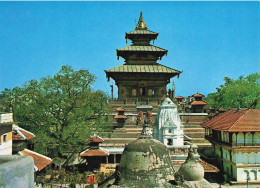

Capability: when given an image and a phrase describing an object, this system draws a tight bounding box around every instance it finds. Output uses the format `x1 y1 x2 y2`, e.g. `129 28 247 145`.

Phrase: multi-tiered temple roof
105 12 182 100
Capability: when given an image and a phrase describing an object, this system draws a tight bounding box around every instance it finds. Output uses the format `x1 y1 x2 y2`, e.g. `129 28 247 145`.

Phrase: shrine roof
105 64 181 74
114 115 128 119
192 93 205 98
117 45 167 52
88 135 104 144
203 109 260 132
116 107 126 112
175 96 184 99
179 102 186 105
191 101 208 106
19 149 52 171
80 148 109 157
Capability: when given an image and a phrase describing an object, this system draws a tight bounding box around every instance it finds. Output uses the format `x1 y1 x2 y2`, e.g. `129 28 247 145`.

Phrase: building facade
203 109 260 183
0 113 13 155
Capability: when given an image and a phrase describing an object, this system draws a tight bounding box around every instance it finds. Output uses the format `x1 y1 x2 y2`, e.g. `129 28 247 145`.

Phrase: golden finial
135 11 148 30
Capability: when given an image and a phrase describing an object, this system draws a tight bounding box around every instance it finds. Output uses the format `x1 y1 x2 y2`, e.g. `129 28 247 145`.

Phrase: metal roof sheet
126 30 158 35
117 45 166 52
105 64 181 74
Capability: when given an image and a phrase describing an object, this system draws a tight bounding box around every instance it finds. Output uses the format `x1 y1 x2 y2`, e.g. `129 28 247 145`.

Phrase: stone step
183 129 205 133
110 132 141 138
184 132 205 138
183 124 204 128
190 138 211 144
102 138 137 144
114 128 143 132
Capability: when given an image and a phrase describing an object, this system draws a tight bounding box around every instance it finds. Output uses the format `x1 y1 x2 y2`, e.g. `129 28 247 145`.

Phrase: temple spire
135 11 148 30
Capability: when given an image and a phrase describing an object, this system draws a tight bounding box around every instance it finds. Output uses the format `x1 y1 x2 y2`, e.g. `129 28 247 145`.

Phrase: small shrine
114 107 127 127
175 96 185 105
191 92 208 113
153 97 184 146
80 135 109 171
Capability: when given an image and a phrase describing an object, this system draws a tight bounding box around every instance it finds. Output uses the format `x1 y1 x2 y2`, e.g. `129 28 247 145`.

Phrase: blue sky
0 1 259 97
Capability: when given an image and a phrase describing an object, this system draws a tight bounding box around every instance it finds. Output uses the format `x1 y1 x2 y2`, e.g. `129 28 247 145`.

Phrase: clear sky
0 1 259 97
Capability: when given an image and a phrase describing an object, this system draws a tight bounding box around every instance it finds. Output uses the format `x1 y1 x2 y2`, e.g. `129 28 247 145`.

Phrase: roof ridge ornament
135 11 148 30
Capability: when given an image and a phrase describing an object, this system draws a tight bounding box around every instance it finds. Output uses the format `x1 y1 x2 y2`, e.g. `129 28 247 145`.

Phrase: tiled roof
80 148 109 157
88 136 104 144
191 101 208 106
12 125 35 141
198 159 220 173
126 30 158 35
116 107 126 112
105 64 181 74
203 109 260 132
114 115 128 119
117 45 167 52
19 149 52 171
179 102 186 105
192 93 205 98
175 96 184 99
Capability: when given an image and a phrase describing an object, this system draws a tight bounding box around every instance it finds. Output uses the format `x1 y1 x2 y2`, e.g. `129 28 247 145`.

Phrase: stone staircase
100 100 211 148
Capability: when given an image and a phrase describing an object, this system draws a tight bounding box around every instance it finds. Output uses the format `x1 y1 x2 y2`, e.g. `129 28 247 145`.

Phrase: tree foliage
0 65 111 157
206 73 260 109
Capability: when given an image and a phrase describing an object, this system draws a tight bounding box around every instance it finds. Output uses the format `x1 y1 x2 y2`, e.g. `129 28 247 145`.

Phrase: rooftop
80 148 109 157
105 63 181 74
191 101 208 106
12 125 35 141
88 135 104 144
203 109 260 132
19 149 52 171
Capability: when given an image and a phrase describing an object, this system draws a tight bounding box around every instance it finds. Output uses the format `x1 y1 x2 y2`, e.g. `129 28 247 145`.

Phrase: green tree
205 73 260 109
0 65 111 157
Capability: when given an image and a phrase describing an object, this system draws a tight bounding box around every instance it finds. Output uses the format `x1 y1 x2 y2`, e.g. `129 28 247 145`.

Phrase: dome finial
186 145 196 162
139 121 152 139
135 11 148 30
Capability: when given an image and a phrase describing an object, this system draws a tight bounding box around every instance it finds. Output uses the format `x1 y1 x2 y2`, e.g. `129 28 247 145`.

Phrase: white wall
237 167 260 182
0 140 12 155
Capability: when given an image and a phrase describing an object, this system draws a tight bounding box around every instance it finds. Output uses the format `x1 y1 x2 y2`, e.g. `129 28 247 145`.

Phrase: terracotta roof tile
114 115 128 119
19 149 52 171
12 130 23 140
80 148 109 157
175 96 184 99
198 159 220 173
88 136 104 144
19 130 35 140
172 159 219 173
179 102 186 105
12 126 35 140
116 107 126 112
192 93 205 98
191 101 208 106
203 109 260 132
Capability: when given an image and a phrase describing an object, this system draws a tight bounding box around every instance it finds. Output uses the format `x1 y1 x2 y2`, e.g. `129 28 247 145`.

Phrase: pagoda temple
105 12 182 101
